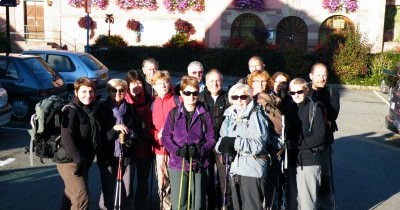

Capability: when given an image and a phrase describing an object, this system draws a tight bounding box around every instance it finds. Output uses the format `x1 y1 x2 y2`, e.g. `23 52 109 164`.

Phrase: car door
45 54 76 85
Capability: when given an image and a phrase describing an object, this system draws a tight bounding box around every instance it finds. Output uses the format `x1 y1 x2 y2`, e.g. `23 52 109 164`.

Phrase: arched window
319 15 354 43
276 16 308 50
231 13 265 45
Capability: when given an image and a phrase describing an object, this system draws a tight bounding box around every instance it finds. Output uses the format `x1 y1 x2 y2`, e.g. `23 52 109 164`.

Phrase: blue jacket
161 102 215 172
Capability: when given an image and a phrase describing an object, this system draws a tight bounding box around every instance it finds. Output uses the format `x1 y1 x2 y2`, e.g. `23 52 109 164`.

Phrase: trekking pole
222 154 231 210
178 157 185 210
113 133 125 210
187 157 193 210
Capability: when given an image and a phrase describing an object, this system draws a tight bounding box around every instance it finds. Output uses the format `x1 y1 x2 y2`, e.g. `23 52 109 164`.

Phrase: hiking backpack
28 95 75 166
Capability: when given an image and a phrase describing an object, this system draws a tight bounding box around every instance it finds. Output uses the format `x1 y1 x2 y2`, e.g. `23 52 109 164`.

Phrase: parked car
0 54 66 120
386 76 400 133
0 83 13 126
23 49 109 90
380 68 399 100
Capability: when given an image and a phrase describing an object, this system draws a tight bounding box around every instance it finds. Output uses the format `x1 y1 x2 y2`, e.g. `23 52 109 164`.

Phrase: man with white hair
175 61 206 95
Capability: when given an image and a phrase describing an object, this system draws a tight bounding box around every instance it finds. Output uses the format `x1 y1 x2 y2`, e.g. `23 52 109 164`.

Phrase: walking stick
222 154 231 210
178 157 185 210
113 133 125 210
187 157 193 210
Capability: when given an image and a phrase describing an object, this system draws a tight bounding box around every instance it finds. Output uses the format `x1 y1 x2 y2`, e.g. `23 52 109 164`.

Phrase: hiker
162 76 215 210
141 57 159 97
237 55 267 84
175 61 206 95
125 70 154 210
286 77 327 210
151 70 180 210
215 83 270 210
270 71 291 111
198 69 230 209
96 79 142 210
57 77 100 210
308 63 340 210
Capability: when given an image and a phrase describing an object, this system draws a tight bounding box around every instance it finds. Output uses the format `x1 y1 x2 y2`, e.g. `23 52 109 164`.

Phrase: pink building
0 0 388 53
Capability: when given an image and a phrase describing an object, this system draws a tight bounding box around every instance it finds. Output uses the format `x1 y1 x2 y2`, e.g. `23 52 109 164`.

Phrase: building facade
0 0 387 53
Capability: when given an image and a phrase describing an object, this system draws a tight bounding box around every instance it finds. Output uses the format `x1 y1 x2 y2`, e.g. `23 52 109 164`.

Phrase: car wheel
381 79 388 94
10 97 33 121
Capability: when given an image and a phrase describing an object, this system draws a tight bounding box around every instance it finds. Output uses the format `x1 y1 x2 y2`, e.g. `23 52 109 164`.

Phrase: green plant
369 53 393 76
332 27 371 82
94 34 128 47
283 47 311 78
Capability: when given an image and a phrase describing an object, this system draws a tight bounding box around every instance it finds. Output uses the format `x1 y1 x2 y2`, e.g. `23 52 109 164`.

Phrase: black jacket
286 98 327 166
308 85 340 144
198 88 230 139
96 98 142 166
60 98 100 164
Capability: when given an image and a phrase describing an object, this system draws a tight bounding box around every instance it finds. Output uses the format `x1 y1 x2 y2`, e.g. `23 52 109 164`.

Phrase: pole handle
119 133 125 144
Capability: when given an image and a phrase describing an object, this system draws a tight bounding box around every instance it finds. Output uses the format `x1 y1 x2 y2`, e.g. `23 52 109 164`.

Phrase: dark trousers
216 154 232 210
133 157 152 210
230 175 266 210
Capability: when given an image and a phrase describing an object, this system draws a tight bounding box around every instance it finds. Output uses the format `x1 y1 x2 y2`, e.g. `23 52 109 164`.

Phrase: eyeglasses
231 95 249 100
182 90 199 97
289 90 305 95
111 88 125 94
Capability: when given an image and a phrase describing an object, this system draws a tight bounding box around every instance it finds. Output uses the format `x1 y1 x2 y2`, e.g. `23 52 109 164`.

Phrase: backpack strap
173 95 180 107
169 107 178 131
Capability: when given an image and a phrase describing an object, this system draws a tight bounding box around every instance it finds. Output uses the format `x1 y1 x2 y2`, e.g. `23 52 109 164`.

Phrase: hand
113 124 129 134
188 144 200 158
218 137 236 155
74 161 85 177
176 144 188 159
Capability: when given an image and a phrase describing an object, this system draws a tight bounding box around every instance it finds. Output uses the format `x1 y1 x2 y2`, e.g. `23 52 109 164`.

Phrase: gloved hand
188 144 200 158
124 130 137 148
74 160 86 177
218 137 236 155
176 144 188 159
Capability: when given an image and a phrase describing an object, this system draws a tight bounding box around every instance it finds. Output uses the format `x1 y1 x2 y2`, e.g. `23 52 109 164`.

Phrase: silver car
0 84 13 126
23 50 109 90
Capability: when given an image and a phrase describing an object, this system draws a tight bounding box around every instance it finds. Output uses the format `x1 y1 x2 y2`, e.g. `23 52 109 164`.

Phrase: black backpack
28 95 75 165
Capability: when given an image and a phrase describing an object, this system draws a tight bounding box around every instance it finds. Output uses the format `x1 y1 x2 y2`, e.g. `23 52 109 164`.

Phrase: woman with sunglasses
285 78 327 210
215 83 269 210
161 76 215 210
57 77 100 210
96 78 142 210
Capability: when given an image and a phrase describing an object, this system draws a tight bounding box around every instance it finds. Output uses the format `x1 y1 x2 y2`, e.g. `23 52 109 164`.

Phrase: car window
80 54 104 71
0 59 7 79
47 54 75 72
5 61 19 80
21 58 64 88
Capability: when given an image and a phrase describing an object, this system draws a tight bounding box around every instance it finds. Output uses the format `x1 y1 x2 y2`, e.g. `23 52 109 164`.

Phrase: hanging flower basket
322 0 358 13
116 0 158 11
127 19 141 32
175 18 195 35
163 0 205 13
234 0 264 11
67 0 109 10
78 16 97 30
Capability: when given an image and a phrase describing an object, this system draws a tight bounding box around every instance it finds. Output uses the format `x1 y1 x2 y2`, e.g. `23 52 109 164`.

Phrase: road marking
373 90 390 106
0 158 15 166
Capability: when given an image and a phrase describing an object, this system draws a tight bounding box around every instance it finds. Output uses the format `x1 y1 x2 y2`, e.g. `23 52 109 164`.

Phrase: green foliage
332 27 371 82
91 46 285 77
369 53 394 76
94 35 128 47
283 47 312 78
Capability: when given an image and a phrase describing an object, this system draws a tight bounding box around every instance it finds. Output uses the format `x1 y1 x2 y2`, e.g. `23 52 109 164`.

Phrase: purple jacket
161 103 215 172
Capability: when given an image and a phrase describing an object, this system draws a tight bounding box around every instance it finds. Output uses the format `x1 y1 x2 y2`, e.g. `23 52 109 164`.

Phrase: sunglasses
182 90 199 97
231 95 249 100
111 88 125 94
289 90 305 95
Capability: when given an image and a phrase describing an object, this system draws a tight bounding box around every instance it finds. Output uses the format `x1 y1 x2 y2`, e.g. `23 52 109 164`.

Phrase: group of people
54 55 340 210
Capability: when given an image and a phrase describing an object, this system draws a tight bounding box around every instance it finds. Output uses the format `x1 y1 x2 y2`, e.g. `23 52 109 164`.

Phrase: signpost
0 0 17 55
85 0 91 53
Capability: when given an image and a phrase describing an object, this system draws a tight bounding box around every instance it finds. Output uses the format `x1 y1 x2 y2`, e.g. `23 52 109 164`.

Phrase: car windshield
21 58 64 88
80 54 104 71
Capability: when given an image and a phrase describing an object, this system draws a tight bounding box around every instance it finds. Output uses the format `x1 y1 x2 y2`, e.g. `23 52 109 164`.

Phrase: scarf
112 101 127 157
81 103 101 153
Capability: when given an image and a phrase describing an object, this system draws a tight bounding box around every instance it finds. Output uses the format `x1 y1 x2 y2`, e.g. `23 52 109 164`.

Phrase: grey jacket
215 100 270 178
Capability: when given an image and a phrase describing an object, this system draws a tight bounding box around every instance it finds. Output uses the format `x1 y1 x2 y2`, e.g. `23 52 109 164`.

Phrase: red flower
127 19 141 32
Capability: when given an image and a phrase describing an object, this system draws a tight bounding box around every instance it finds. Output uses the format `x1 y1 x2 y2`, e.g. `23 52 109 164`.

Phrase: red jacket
151 93 180 155
125 91 153 159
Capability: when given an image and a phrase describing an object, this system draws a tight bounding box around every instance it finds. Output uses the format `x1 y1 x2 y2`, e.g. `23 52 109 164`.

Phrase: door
24 1 44 39
276 16 307 51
